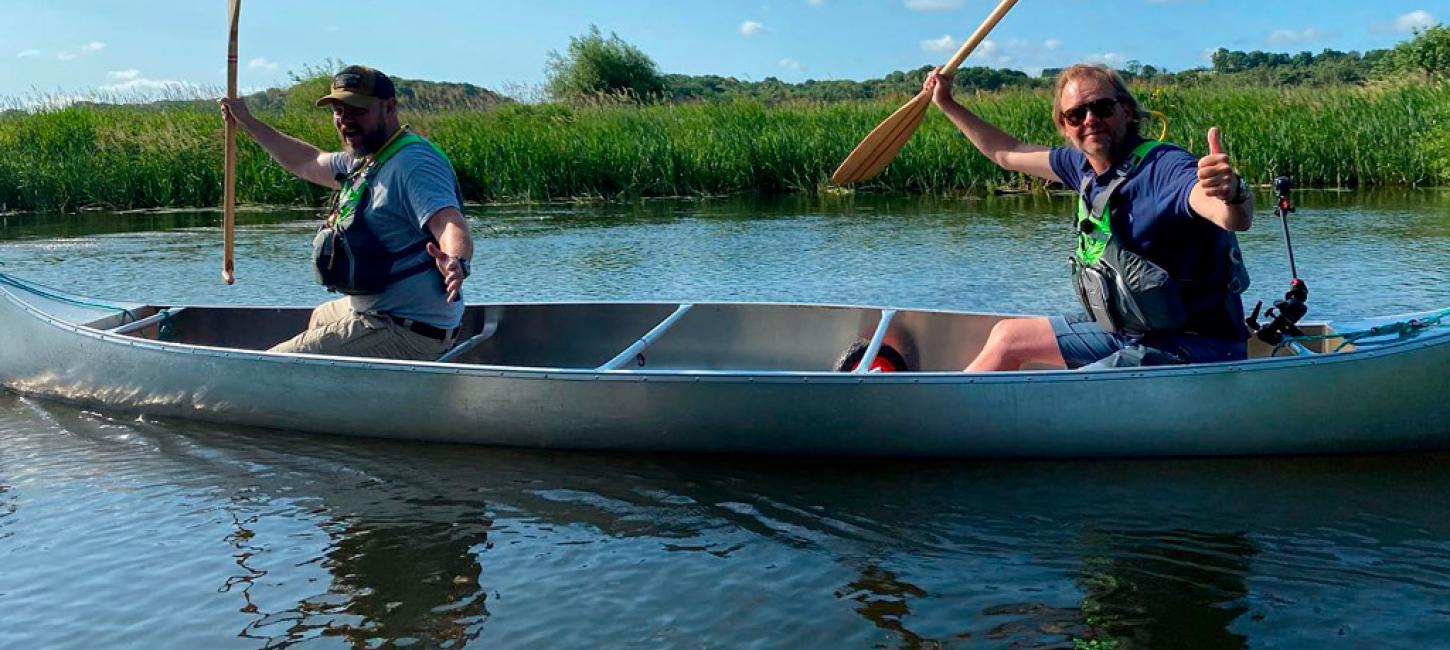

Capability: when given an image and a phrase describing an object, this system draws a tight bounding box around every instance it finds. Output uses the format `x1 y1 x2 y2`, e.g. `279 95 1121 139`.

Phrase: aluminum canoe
1 272 1446 457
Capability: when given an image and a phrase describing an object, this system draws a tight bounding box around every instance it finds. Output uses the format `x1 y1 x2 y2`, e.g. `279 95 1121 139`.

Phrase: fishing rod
1246 175 1309 345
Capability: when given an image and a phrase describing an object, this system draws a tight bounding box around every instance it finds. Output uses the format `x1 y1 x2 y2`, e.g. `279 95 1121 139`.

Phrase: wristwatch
1226 176 1251 205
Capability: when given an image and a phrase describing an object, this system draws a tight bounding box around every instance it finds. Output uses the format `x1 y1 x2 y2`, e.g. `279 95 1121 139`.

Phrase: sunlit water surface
1 192 1448 648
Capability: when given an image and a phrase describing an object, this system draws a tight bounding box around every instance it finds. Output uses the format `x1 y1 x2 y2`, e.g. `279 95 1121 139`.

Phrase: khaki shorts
270 298 453 361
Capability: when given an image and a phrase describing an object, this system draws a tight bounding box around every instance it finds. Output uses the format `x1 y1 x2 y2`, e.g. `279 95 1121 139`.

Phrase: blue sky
0 1 1440 101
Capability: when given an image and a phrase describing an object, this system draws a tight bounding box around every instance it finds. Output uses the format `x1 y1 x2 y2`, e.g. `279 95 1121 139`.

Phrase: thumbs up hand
1197 126 1244 203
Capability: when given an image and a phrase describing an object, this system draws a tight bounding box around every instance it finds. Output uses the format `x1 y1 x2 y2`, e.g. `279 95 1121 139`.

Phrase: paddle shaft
939 0 1018 75
829 0 1019 185
223 0 239 284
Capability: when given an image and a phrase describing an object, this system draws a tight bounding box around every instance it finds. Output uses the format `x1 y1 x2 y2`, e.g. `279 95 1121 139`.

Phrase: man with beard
220 65 474 361
923 63 1255 371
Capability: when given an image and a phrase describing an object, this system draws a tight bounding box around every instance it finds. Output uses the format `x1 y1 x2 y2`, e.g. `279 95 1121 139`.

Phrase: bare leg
965 317 1067 372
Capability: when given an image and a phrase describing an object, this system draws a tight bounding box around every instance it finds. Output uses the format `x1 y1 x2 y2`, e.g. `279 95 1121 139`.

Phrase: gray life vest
1070 140 1250 337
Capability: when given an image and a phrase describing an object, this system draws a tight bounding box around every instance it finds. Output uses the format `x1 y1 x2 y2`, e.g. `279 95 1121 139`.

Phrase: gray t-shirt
328 142 465 329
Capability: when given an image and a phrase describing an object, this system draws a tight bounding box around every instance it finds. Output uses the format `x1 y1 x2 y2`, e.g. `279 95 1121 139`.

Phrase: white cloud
779 58 802 71
17 49 40 58
921 34 958 54
56 41 107 62
1267 27 1336 45
1395 10 1436 32
1044 39 1062 50
1087 52 1128 67
740 20 766 37
97 69 204 99
248 57 279 71
905 0 961 11
1374 10 1437 34
975 40 1010 65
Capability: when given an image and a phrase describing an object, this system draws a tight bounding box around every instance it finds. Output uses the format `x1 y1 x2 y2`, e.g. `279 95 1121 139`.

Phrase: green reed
0 83 1446 212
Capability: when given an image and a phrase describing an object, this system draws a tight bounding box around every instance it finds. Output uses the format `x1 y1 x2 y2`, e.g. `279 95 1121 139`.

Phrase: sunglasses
1061 97 1121 127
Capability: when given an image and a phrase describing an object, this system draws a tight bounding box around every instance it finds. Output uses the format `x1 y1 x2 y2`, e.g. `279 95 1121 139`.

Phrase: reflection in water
837 565 932 646
208 457 496 648
302 513 491 647
1078 529 1253 650
832 531 1254 649
6 391 1450 647
222 491 266 618
0 484 15 541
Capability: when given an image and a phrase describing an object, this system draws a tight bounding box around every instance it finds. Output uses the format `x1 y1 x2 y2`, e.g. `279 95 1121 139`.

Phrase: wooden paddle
830 0 1019 185
222 0 240 285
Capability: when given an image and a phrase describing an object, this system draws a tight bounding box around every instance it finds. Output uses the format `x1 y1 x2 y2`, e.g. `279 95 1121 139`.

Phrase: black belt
385 315 456 341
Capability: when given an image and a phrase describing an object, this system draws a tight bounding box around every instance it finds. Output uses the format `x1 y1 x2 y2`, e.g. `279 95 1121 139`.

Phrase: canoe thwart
109 308 187 337
597 304 694 371
852 309 898 374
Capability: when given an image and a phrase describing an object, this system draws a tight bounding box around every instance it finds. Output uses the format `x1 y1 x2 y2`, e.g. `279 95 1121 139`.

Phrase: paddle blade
831 91 931 185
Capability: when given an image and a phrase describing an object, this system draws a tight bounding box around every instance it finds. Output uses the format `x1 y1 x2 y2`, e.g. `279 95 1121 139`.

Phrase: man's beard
345 124 390 157
1076 124 1126 162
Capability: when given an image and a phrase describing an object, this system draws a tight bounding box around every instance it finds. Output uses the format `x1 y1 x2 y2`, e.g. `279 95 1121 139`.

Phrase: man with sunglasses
923 63 1253 371
220 65 474 361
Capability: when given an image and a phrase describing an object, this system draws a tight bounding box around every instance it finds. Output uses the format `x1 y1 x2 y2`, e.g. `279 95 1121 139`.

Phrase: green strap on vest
330 127 449 227
1074 140 1163 266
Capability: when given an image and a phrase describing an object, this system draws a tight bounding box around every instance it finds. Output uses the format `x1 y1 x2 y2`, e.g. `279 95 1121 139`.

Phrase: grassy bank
1 84 1447 212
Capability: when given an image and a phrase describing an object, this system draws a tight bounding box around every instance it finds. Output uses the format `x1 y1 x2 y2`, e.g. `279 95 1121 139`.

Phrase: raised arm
219 97 340 190
1189 127 1254 232
925 69 1055 182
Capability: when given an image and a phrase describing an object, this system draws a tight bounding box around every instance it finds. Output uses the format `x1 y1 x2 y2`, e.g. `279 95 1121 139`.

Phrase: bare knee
967 318 1061 372
986 319 1034 358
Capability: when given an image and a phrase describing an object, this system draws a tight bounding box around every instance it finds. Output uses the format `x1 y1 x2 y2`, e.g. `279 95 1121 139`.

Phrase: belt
385 314 456 342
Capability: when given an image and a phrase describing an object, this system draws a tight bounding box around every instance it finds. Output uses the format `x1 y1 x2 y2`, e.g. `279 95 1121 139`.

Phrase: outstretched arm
925 68 1055 182
219 97 339 190
425 208 474 303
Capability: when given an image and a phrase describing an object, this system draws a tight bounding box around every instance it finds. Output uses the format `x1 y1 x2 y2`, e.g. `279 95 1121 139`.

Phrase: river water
2 192 1449 648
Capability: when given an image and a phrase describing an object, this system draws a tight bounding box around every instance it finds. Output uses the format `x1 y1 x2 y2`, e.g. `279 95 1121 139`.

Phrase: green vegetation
1 26 1447 212
1375 24 1450 81
2 82 1446 212
546 26 666 101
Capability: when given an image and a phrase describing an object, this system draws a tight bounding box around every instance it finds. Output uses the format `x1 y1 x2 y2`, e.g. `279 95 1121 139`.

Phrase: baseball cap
315 65 396 108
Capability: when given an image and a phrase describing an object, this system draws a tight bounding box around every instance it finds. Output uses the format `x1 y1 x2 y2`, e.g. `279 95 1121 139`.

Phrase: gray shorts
1049 314 1247 369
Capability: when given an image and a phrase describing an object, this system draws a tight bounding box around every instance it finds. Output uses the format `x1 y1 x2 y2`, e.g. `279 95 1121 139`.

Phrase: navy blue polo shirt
1049 138 1199 256
1048 138 1250 344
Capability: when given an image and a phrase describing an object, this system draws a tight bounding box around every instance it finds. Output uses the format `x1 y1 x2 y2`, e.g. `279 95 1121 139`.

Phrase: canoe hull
2 279 1447 457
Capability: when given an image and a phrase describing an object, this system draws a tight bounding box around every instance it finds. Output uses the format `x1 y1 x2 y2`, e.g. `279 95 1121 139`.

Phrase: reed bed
0 83 1446 212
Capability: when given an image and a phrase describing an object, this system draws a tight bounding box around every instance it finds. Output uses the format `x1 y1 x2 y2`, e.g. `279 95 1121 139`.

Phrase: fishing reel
1246 175 1309 345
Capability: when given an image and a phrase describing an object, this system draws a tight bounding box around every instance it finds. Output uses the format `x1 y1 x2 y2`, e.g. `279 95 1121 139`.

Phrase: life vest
1070 140 1250 337
312 127 446 295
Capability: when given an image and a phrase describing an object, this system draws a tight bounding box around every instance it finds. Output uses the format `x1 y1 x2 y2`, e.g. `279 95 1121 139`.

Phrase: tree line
545 24 1450 104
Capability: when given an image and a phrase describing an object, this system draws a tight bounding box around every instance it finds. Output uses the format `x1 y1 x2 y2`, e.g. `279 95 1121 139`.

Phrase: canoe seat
437 307 502 363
